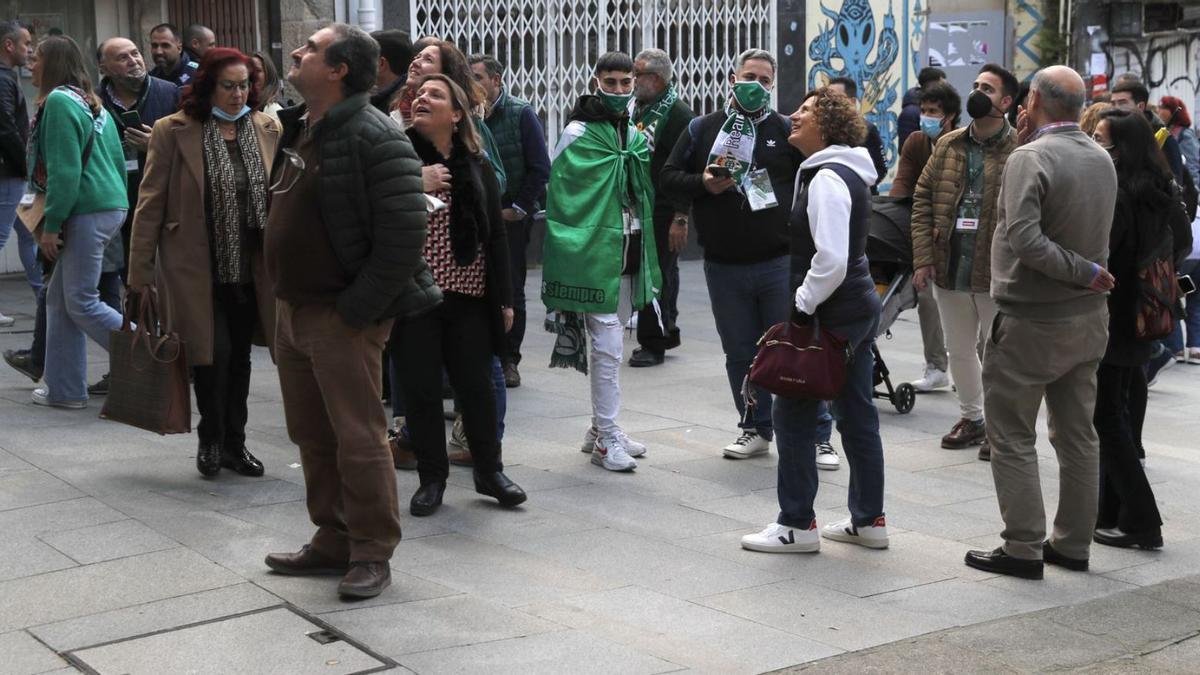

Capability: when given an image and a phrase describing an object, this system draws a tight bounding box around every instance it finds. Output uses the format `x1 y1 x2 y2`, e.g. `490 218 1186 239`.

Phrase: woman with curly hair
742 87 887 554
128 47 280 478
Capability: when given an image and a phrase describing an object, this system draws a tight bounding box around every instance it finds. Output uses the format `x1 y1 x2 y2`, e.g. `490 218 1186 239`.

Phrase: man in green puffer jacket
263 23 439 602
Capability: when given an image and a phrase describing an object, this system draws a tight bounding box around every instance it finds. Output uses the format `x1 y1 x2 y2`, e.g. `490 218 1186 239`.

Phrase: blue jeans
43 210 126 403
0 177 42 296
816 401 833 444
774 313 885 528
1166 259 1200 352
703 256 790 439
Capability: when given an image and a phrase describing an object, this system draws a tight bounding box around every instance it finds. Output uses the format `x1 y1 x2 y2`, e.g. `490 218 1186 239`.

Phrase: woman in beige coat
129 48 279 478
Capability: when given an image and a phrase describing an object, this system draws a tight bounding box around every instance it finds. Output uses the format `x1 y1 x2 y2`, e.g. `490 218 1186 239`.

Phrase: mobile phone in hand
1179 274 1197 296
119 110 142 129
708 164 732 179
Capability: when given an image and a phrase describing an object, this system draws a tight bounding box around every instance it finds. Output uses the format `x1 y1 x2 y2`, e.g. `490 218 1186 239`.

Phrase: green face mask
597 89 632 115
733 80 771 113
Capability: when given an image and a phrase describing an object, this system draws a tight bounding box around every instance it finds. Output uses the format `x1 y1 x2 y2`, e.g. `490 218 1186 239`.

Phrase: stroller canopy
867 196 913 267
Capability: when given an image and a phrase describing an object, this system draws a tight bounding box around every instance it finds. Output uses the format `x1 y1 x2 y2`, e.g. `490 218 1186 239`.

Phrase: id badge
955 217 979 231
125 159 140 173
745 169 778 212
18 190 35 207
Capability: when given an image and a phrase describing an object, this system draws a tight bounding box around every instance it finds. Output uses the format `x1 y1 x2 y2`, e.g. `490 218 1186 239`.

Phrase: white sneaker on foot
581 426 646 457
448 414 467 450
592 434 638 472
0 312 14 327
31 387 86 409
741 521 820 553
910 366 950 392
815 442 840 470
821 516 889 549
723 431 769 459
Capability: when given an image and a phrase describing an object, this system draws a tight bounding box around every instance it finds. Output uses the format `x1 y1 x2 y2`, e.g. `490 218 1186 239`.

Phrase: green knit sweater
36 87 127 233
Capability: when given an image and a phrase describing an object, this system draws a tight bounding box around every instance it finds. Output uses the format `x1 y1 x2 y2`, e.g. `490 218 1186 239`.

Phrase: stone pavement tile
1103 536 1200 587
937 614 1130 671
0 446 35 472
635 424 753 462
530 483 751 541
656 455 779 494
444 462 592 494
1133 577 1200 613
0 536 76 582
879 466 996 507
777 634 1020 674
395 532 622 608
0 630 69 674
521 585 842 673
879 439 979 473
698 579 955 652
30 583 281 652
0 548 242 632
38 519 178 565
0 469 83 512
1141 634 1200 672
224 497 453 543
396 628 682 675
982 566 1139 606
154 477 307 510
400 498 602 549
541 461 744 505
506 527 787 600
1041 586 1200 651
0 497 128 536
867 578 1056 626
877 494 1000 541
319 594 562 656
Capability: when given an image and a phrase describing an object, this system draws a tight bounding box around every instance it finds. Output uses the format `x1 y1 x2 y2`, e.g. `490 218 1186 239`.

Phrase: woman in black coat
389 74 525 516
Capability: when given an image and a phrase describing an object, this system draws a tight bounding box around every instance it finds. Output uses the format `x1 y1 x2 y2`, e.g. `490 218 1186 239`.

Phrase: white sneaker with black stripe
815 442 840 470
741 521 820 553
723 431 769 459
821 516 889 549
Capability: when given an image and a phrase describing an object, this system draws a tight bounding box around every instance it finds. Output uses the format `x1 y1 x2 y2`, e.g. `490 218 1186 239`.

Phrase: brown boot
977 438 991 462
337 561 391 599
941 418 986 449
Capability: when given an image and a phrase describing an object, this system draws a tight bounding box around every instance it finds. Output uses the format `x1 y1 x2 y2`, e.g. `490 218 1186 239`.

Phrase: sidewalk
2 262 1199 674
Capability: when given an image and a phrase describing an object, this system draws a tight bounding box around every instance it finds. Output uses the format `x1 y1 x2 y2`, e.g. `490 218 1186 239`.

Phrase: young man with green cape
542 51 661 472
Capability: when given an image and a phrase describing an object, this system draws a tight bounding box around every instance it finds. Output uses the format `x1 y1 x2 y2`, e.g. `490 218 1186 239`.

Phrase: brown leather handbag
100 289 192 434
748 315 852 401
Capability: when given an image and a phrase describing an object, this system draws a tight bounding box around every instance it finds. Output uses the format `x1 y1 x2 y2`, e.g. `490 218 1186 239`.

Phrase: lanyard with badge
955 153 984 232
744 167 778 211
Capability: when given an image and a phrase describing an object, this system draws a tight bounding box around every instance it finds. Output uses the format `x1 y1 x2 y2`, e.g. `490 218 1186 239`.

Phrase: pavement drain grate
64 604 396 675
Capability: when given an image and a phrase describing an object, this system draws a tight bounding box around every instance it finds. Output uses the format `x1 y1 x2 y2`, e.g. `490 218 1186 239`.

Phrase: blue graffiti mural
808 0 901 167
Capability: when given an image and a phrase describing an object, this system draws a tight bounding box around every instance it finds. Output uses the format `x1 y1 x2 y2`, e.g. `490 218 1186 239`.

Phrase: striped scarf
201 115 268 284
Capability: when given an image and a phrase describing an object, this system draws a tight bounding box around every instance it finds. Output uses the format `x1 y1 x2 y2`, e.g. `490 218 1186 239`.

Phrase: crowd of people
0 18 1194 599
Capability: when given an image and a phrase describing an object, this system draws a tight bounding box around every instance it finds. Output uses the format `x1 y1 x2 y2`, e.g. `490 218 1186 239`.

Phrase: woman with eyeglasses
128 48 280 478
1087 108 1186 551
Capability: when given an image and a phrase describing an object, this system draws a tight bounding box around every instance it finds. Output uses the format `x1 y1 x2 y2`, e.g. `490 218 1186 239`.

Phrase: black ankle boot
197 442 221 477
221 446 265 477
410 482 446 517
474 470 527 507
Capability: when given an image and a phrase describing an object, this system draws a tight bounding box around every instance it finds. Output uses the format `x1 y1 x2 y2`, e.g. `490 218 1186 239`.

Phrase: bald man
184 24 216 59
965 66 1118 580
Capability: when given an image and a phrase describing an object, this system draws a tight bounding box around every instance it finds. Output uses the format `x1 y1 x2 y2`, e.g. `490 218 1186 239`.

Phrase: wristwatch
509 204 528 219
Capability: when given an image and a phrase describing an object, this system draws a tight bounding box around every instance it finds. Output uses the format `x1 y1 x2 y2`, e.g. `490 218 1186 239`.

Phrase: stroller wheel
892 383 916 414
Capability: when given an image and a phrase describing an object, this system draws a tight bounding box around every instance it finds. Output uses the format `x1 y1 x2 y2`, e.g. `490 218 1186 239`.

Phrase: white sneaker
723 431 769 459
910 366 950 392
0 312 14 327
31 388 86 410
448 414 467 450
592 434 638 471
581 426 646 457
741 521 820 553
815 442 840 471
821 516 890 549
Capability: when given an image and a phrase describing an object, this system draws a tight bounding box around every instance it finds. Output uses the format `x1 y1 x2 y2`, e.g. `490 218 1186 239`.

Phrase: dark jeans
392 293 501 485
193 285 257 449
1095 364 1162 534
703 256 790 439
506 215 531 364
387 345 507 442
637 218 681 353
1130 358 1148 459
774 313 885 528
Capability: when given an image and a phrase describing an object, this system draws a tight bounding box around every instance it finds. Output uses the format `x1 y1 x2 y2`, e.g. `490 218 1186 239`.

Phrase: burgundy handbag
747 315 852 401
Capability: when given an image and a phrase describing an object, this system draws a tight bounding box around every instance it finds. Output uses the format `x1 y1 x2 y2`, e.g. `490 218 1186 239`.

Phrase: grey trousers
983 308 1109 561
917 285 948 371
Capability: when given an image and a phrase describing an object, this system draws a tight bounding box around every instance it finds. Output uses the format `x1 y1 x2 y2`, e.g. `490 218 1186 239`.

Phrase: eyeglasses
218 80 251 92
269 148 306 194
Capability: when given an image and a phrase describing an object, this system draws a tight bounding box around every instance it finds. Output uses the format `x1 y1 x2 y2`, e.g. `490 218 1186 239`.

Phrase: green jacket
475 116 507 196
33 87 127 233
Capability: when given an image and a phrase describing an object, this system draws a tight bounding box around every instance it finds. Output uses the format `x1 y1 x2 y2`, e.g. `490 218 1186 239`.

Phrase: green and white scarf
630 85 678 152
706 101 772 189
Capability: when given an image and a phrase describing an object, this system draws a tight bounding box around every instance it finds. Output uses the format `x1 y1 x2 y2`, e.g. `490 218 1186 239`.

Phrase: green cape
541 120 661 314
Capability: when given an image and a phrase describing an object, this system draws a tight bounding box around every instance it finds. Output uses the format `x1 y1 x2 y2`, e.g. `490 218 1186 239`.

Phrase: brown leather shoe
389 431 417 470
448 447 474 466
265 545 349 576
978 438 991 462
338 561 391 599
942 418 986 449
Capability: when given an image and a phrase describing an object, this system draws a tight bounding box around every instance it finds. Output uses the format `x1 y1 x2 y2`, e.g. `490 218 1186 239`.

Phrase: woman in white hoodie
741 87 888 554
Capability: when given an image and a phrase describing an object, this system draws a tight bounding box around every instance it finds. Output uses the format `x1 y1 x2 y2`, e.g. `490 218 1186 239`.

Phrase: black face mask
967 89 996 119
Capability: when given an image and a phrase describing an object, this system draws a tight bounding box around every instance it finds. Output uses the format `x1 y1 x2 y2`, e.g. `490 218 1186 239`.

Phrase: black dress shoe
3 349 42 382
964 547 1044 580
338 561 391 599
221 446 265 477
87 373 110 396
473 470 527 507
629 347 665 368
1043 540 1089 571
265 544 350 576
410 482 446 517
1094 527 1163 550
197 442 221 477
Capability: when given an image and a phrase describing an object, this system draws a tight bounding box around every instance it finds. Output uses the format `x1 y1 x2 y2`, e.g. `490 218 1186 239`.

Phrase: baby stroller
867 196 919 414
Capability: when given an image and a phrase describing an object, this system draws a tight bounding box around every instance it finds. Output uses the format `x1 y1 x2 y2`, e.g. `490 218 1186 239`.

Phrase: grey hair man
264 23 439 600
965 65 1117 580
626 47 695 367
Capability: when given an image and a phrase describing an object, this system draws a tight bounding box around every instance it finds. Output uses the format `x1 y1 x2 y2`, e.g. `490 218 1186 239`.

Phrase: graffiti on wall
1103 32 1200 103
807 0 901 167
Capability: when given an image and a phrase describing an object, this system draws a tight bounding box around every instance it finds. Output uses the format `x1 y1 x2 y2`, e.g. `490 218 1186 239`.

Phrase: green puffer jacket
910 123 1016 293
277 94 442 328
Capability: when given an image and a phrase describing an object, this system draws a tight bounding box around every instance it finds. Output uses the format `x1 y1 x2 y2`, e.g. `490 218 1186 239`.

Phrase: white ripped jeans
586 312 623 435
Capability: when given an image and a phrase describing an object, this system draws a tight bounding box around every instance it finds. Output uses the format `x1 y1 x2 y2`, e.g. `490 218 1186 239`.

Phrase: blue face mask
919 114 944 140
211 105 251 122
